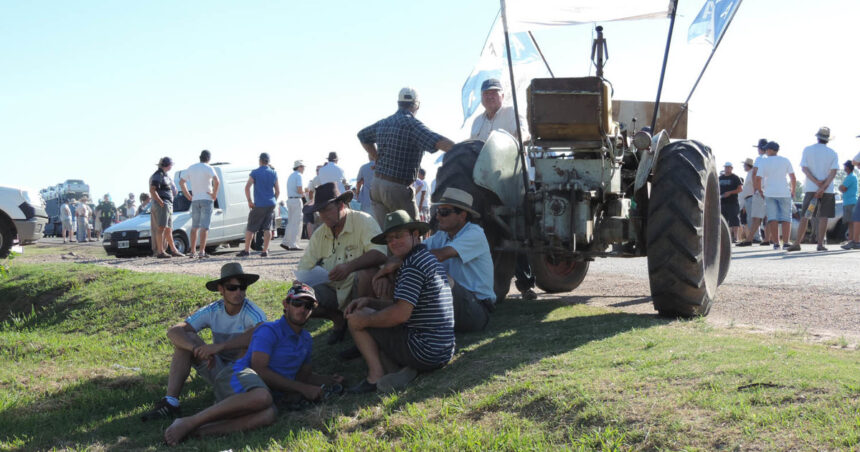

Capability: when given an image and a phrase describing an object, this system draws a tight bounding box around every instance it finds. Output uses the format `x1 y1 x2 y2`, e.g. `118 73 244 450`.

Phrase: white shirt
286 170 304 198
755 155 795 198
318 162 347 192
739 170 754 199
413 179 428 208
470 105 530 142
799 142 839 193
182 162 218 201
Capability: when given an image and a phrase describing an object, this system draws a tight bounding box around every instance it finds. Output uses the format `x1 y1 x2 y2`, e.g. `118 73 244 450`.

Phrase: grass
1 262 859 451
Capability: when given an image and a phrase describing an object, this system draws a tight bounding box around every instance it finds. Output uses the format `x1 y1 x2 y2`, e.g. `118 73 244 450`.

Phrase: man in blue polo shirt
238 153 280 257
163 283 343 446
345 210 455 394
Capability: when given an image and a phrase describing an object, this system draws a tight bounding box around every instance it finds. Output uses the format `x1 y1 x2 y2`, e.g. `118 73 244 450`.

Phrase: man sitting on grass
142 263 266 421
164 282 344 445
344 210 455 394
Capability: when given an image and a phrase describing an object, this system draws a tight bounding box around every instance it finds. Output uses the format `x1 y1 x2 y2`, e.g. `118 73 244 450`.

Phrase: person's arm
790 172 797 199
345 299 413 330
435 138 455 152
250 351 323 401
729 177 744 196
817 168 837 195
328 249 387 281
430 246 459 262
179 178 192 201
210 175 220 201
193 323 263 361
273 178 280 200
150 185 164 207
295 364 343 386
361 142 378 161
754 175 762 194
166 322 199 352
355 177 364 198
839 182 848 193
800 166 823 189
245 177 255 208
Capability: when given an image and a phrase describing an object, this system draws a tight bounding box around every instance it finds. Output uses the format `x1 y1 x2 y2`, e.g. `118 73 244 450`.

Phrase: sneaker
760 241 771 246
188 252 197 259
237 250 250 257
736 241 752 247
141 397 181 422
782 243 791 250
841 241 858 250
521 288 538 300
279 243 290 251
377 367 418 394
260 251 269 257
773 244 780 250
786 243 801 252
156 253 172 259
817 245 828 252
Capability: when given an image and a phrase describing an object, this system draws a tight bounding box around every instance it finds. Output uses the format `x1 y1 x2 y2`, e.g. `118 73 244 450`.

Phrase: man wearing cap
747 139 772 246
736 157 760 246
296 182 388 344
280 160 306 251
141 263 267 422
318 152 348 193
755 141 796 250
150 157 185 258
719 162 744 242
469 78 530 142
357 87 456 226
843 146 860 249
345 210 455 394
180 150 220 258
163 282 343 445
355 155 376 216
238 153 280 257
788 127 839 252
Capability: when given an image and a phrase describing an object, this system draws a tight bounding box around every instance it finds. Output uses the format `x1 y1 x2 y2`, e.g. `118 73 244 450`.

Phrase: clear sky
2 0 858 202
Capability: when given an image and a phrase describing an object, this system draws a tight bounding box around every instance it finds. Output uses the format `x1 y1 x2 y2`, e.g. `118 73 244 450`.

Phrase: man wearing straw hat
280 160 306 251
345 210 455 394
296 182 388 345
141 263 267 422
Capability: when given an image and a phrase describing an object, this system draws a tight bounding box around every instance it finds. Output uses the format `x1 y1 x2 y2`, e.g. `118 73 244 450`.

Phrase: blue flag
688 0 740 47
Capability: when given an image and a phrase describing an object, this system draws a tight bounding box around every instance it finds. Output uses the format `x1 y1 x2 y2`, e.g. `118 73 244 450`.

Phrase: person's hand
193 343 223 362
344 297 369 315
159 200 165 207
373 277 393 299
344 311 370 329
247 200 255 209
209 191 217 201
328 263 352 281
815 188 825 198
300 384 323 401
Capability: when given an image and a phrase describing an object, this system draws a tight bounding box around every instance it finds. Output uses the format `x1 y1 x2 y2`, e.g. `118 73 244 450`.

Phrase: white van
0 185 49 257
102 163 253 256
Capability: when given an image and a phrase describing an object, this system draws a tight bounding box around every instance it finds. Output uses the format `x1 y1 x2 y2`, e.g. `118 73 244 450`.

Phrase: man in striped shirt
344 210 455 394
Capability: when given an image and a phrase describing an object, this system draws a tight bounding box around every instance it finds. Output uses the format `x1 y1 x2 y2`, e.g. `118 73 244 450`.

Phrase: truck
102 163 252 256
40 179 90 237
0 186 49 257
434 28 731 318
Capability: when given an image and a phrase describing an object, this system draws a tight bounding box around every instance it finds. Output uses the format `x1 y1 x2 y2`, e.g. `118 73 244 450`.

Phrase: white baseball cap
398 87 418 103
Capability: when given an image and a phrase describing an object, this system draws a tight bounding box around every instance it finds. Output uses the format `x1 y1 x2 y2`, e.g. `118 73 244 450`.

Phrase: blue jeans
765 197 792 223
190 199 214 229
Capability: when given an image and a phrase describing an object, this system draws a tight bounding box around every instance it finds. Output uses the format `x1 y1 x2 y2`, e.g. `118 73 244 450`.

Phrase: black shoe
347 379 377 394
759 241 771 246
338 346 362 361
141 397 181 422
736 241 752 247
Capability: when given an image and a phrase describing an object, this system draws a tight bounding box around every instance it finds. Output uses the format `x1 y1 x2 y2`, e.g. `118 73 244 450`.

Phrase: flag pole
650 0 679 132
668 0 744 135
500 0 533 239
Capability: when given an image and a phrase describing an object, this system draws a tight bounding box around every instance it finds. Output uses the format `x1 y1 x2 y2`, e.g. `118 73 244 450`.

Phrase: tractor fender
473 130 526 211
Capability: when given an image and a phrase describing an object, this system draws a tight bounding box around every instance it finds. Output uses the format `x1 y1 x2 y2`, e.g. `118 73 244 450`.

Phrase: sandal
347 379 377 394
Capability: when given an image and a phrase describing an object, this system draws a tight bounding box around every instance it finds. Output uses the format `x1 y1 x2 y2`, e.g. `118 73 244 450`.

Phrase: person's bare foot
164 418 195 446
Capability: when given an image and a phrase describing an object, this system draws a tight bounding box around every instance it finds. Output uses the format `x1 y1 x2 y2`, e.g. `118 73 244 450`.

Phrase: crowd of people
719 128 860 252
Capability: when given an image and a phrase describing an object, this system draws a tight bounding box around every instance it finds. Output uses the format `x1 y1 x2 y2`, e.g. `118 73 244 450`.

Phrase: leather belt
375 172 412 186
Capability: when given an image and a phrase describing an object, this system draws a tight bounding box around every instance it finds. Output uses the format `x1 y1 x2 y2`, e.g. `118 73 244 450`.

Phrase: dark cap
286 282 317 303
259 152 270 163
764 141 780 152
753 138 768 149
327 152 338 162
481 78 502 91
844 160 855 171
158 156 173 167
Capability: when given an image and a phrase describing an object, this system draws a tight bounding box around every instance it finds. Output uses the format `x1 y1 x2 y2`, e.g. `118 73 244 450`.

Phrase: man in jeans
788 127 839 252
180 150 220 258
238 153 279 257
755 141 796 250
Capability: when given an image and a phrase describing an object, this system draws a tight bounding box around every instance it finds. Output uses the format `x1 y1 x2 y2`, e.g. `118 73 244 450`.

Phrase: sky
2 0 859 202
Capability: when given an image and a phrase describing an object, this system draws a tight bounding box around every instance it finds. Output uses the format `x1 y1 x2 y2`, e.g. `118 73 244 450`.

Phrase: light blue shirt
423 222 495 303
843 172 857 206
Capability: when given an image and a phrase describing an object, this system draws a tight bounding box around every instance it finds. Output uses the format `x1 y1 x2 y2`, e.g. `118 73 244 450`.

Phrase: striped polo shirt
394 244 455 366
185 298 267 361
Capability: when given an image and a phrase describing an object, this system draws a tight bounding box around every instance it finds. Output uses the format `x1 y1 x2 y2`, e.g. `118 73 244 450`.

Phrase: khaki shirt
297 210 386 308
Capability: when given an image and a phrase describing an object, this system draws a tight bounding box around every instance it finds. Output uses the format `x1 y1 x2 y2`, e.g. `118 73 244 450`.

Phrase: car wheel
172 232 189 255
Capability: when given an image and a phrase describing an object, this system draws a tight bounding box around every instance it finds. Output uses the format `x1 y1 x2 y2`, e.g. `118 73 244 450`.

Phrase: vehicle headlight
139 230 150 238
103 232 111 240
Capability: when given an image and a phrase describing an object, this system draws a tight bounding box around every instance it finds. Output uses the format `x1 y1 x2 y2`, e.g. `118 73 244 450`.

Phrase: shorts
190 199 214 229
247 206 275 232
62 219 73 230
800 192 835 219
367 325 442 372
151 201 173 228
853 202 860 222
749 193 766 219
765 197 792 223
213 366 268 403
845 203 856 224
303 209 314 224
192 353 232 386
720 201 740 227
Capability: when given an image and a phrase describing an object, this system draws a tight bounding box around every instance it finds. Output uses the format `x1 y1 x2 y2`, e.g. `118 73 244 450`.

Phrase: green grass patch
1 263 858 450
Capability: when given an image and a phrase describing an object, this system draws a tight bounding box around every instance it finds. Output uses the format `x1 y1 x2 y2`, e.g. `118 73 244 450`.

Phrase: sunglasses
435 207 462 217
288 298 317 310
224 283 248 292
